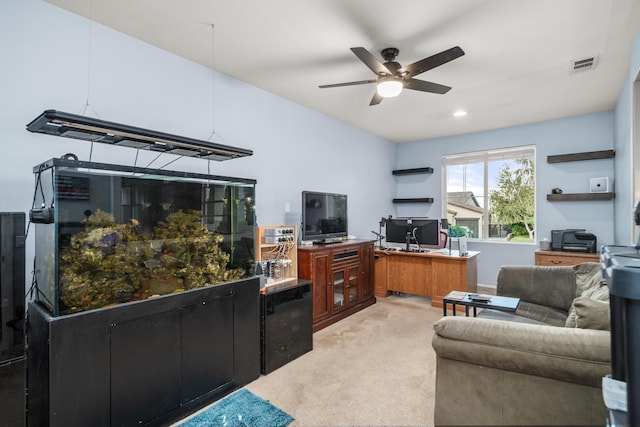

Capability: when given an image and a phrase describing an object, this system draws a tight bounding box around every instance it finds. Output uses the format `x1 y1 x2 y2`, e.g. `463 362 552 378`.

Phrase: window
442 146 535 242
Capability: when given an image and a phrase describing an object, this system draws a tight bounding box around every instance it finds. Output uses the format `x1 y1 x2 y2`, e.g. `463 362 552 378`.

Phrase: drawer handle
551 260 562 264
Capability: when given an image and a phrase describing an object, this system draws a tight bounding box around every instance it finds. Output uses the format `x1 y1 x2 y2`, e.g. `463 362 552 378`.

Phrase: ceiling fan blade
351 47 393 75
369 92 384 106
405 79 451 94
398 46 465 78
319 79 377 89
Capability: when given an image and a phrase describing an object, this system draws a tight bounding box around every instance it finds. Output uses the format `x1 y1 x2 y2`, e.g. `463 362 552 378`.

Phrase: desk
374 249 479 308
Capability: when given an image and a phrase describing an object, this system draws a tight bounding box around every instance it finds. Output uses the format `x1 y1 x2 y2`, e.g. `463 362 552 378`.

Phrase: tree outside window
442 146 535 242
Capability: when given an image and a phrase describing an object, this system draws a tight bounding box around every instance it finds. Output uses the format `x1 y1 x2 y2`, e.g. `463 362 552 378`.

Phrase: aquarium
32 158 256 316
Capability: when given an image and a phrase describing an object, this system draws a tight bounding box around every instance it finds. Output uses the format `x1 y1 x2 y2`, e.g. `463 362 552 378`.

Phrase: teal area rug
178 389 294 427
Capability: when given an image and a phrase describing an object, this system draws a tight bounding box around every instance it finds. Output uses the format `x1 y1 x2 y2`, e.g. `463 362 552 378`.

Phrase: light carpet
172 295 443 427
246 295 442 426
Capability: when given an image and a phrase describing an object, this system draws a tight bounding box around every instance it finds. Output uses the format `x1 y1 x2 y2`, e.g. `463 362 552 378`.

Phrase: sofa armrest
497 265 576 311
432 316 609 426
432 316 610 387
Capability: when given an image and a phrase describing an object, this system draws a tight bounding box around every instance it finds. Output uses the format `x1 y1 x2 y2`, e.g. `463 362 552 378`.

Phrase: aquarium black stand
26 277 260 427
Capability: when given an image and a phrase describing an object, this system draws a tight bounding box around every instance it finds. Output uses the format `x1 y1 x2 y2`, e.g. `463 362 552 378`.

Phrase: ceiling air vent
570 56 598 74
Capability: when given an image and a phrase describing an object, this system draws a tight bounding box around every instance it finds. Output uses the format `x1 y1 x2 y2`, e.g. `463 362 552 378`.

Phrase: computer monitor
385 218 440 249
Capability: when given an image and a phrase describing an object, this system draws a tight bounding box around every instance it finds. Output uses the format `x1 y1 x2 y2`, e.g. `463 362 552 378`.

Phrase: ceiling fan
319 46 465 106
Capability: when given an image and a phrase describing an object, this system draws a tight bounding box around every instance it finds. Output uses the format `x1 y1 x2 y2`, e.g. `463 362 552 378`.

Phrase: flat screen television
302 191 348 243
386 218 440 251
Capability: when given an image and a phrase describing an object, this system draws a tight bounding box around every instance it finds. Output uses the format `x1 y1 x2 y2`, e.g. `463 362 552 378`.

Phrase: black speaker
441 218 449 229
0 212 25 362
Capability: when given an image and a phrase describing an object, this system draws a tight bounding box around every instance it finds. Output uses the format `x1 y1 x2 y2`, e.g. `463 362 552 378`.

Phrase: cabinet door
360 243 373 300
431 257 476 307
111 310 182 426
311 252 331 321
332 263 361 312
331 267 346 311
346 264 361 305
386 256 430 295
373 253 388 297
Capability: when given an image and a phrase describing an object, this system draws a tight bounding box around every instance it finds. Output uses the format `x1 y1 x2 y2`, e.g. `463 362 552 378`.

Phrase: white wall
0 1 396 272
396 112 615 285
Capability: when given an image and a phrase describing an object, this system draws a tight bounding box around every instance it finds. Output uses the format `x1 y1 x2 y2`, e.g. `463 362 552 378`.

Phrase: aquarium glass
33 159 256 316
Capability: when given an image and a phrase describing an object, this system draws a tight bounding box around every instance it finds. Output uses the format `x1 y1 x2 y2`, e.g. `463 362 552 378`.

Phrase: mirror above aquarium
32 158 256 316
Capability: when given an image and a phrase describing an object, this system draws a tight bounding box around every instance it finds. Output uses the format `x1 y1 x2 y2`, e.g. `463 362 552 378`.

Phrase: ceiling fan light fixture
376 78 403 98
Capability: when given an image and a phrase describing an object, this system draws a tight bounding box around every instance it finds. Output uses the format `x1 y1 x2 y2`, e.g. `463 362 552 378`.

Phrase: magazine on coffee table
445 291 467 300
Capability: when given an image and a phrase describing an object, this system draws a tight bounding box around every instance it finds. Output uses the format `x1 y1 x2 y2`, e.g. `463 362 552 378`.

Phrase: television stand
298 240 375 332
316 237 343 244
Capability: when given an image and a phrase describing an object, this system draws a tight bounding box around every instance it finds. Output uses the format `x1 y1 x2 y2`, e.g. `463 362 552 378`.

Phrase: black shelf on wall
547 149 615 163
392 198 434 204
546 193 614 201
392 167 434 204
546 149 615 202
392 167 434 176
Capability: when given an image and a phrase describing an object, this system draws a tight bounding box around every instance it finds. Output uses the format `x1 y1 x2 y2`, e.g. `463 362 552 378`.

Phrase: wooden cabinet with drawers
298 240 375 332
534 250 599 266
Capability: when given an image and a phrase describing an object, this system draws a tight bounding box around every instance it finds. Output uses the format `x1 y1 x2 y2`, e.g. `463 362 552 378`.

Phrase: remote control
469 294 491 302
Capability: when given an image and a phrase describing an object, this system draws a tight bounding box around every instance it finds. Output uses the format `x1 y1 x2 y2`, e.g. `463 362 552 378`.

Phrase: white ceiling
45 0 640 143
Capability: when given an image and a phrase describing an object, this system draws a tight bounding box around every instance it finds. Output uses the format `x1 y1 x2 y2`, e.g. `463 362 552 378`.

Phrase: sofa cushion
573 262 603 297
574 296 610 330
582 281 610 300
566 278 610 327
497 265 576 312
513 301 568 326
477 308 549 325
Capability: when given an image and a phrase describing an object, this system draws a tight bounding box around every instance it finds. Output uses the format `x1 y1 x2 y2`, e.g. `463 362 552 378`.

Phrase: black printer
551 229 597 253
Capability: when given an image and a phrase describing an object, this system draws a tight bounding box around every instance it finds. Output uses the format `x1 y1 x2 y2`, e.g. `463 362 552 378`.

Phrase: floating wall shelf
545 149 615 201
547 149 615 163
393 167 434 204
392 198 434 204
392 167 434 176
546 192 614 201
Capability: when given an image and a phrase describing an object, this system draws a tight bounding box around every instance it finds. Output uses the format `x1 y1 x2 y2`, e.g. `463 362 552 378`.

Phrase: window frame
441 145 536 242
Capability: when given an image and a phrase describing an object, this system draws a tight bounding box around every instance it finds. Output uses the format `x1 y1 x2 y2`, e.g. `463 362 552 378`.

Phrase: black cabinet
27 277 260 427
0 213 26 427
261 280 312 374
0 212 25 362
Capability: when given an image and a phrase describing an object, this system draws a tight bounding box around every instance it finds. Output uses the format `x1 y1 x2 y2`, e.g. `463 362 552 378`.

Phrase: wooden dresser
534 250 599 266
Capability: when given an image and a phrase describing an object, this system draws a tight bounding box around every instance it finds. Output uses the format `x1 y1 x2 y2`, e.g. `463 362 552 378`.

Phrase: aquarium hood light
27 109 253 161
